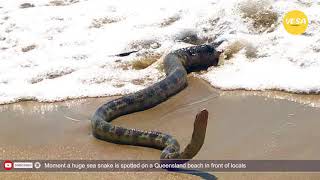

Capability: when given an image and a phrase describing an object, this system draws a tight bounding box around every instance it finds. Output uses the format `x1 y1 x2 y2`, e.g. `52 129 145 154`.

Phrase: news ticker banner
2 160 320 172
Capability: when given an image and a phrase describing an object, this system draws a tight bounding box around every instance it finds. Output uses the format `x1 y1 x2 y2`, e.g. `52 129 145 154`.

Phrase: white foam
0 0 319 104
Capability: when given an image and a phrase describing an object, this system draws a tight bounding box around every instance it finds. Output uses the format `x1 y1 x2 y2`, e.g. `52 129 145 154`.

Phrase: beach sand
1 76 320 179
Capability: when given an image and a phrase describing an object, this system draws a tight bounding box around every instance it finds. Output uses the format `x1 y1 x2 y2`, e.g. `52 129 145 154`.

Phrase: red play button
3 160 13 170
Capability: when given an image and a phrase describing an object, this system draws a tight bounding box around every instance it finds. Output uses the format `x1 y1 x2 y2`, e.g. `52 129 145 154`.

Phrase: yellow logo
283 10 308 35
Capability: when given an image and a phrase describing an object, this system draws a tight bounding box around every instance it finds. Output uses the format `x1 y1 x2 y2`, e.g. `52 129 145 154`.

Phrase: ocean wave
0 0 319 104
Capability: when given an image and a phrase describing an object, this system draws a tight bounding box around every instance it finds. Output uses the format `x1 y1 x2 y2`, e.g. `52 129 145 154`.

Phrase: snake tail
91 44 221 159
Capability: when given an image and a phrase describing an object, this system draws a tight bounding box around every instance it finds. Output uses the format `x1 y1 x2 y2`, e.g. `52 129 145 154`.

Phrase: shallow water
1 77 320 178
1 77 320 161
0 0 319 104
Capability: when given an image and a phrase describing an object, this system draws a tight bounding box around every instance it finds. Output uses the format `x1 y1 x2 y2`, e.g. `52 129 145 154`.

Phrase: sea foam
0 0 319 104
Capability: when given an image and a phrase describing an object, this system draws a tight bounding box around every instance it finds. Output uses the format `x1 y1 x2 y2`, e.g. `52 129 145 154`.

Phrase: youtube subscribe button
2 160 34 170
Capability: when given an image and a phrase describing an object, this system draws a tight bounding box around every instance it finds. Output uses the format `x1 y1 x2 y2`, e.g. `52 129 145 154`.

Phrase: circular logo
3 160 13 170
283 10 308 35
34 162 41 169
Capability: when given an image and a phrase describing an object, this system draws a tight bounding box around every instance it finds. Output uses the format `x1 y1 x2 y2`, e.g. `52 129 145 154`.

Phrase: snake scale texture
91 44 221 159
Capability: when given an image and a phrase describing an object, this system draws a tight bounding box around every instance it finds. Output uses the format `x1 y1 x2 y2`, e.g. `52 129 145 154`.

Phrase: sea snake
91 44 222 159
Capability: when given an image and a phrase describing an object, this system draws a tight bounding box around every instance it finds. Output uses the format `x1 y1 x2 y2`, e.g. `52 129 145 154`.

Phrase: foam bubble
0 0 319 104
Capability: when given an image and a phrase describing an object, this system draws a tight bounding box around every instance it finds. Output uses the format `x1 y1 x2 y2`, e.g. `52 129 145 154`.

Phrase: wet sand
1 76 320 179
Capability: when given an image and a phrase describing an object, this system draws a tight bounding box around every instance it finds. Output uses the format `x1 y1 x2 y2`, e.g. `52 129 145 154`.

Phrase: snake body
92 44 221 159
